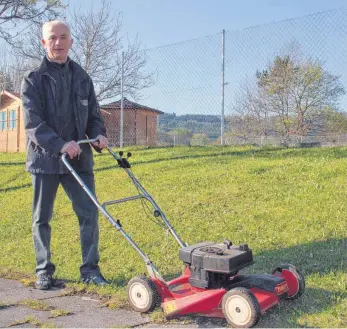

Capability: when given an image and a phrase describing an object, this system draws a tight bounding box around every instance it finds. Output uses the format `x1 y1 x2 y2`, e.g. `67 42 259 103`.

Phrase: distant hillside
158 113 221 138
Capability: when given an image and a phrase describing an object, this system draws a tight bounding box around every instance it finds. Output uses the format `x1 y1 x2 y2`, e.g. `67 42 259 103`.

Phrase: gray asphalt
0 278 227 328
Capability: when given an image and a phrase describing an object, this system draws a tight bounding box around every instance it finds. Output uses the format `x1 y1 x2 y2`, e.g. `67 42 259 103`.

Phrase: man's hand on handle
92 135 108 149
60 136 108 158
60 141 82 159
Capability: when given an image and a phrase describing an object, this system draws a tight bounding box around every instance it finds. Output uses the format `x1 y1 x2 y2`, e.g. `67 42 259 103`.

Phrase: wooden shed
0 92 163 152
0 90 25 152
100 97 163 146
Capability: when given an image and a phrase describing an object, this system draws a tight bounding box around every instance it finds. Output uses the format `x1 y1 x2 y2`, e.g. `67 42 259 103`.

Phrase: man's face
41 24 73 63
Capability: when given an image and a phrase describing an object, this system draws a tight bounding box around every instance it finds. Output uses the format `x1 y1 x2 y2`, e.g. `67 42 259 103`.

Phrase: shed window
0 111 7 131
9 110 17 129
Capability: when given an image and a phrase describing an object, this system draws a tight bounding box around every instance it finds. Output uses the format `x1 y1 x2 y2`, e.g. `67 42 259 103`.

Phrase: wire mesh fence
0 9 346 150
101 8 347 148
223 8 347 147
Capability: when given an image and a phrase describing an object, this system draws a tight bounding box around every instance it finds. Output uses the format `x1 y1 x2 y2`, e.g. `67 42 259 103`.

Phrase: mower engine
179 241 253 289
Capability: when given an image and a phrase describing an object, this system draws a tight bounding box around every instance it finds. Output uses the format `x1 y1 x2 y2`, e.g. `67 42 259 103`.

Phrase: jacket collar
38 56 87 83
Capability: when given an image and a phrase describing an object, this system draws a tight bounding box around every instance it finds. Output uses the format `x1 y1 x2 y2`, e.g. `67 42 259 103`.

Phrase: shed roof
1 89 21 101
101 97 163 114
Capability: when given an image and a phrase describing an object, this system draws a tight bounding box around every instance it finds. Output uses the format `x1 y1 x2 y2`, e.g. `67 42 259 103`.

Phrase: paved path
0 278 227 328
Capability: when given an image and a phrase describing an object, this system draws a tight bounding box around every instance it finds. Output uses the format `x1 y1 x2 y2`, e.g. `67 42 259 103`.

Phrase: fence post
221 29 225 146
120 51 124 148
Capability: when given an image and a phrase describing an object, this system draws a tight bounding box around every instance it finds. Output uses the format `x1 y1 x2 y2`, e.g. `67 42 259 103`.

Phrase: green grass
0 302 10 310
49 309 72 318
19 298 53 311
0 145 346 327
7 315 57 328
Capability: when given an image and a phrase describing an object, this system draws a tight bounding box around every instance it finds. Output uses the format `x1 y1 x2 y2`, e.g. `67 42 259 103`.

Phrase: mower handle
60 138 187 276
76 138 99 145
61 138 100 162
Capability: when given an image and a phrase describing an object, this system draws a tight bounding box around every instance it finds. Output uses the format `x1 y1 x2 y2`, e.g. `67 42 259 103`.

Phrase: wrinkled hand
60 141 82 159
92 135 108 149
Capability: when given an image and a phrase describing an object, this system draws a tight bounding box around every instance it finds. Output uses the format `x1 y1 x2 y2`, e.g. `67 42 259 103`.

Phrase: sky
64 0 347 49
60 1 347 116
4 0 346 117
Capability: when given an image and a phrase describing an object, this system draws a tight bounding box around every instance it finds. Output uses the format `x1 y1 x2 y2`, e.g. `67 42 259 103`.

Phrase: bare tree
0 70 14 92
13 0 154 102
0 0 64 44
11 23 44 65
257 55 345 135
0 42 40 92
256 56 297 136
69 0 153 102
10 52 36 91
234 46 345 138
228 80 270 138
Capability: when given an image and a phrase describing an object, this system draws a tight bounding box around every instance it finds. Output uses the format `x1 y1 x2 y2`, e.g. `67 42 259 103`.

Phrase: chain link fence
1 9 346 149
103 8 347 148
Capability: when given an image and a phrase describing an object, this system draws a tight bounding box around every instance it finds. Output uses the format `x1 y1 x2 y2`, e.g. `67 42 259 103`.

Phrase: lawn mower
62 139 305 328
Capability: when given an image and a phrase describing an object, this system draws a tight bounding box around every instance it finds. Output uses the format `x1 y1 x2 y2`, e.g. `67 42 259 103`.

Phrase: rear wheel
127 275 160 312
222 287 261 328
272 264 305 299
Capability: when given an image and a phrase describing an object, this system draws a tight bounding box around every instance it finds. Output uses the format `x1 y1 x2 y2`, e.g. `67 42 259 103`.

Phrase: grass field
0 145 346 327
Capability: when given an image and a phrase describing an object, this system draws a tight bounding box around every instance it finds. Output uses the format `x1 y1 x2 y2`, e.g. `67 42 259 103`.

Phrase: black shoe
81 274 109 286
35 273 53 290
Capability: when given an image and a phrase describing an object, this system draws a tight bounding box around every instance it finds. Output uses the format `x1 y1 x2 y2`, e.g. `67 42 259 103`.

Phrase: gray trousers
31 173 100 278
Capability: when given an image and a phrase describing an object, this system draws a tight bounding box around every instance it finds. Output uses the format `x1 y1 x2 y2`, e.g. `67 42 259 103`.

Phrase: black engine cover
179 241 253 288
179 241 253 273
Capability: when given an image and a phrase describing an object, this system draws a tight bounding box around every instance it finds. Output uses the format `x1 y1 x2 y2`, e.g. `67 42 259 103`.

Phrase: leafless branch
0 1 65 44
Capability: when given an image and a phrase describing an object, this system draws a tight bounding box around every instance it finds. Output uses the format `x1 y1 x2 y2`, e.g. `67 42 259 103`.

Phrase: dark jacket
21 57 106 174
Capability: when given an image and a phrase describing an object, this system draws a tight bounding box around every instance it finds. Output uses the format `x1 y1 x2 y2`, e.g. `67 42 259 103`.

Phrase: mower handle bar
61 138 99 163
77 138 99 145
60 138 186 279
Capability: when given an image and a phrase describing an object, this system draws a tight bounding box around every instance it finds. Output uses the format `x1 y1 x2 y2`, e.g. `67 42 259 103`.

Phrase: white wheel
129 282 150 309
222 288 260 328
127 276 159 312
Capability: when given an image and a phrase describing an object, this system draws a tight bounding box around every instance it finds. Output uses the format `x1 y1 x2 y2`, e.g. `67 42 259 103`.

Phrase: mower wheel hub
129 282 150 309
225 295 252 326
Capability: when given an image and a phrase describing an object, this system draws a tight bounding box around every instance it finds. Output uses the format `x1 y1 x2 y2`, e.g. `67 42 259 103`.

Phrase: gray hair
42 20 71 38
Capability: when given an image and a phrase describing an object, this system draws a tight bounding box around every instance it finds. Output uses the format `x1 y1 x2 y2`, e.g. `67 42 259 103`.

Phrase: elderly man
21 20 109 289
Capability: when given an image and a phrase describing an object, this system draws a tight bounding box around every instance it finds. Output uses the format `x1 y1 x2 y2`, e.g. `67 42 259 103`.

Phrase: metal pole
221 29 225 146
120 51 124 148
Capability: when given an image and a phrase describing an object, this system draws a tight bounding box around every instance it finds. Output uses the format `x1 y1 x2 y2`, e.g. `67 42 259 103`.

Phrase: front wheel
127 275 160 312
222 287 261 328
272 263 305 299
